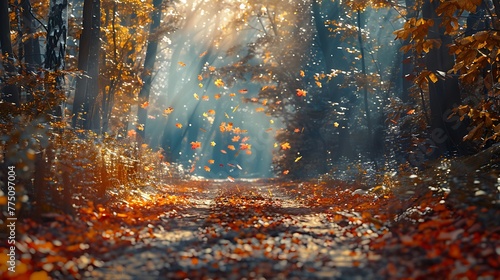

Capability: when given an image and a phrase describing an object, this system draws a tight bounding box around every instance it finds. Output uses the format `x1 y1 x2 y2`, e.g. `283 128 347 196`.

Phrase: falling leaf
208 109 216 115
281 142 291 150
175 123 183 129
208 66 216 72
199 50 208 57
407 109 415 115
239 89 248 94
194 93 199 100
136 124 144 131
229 93 236 97
214 93 221 100
240 143 251 150
228 145 236 150
198 74 203 81
204 166 211 172
199 83 203 88
220 149 227 154
202 95 209 101
296 89 307 97
211 141 216 146
219 122 227 132
256 107 265 112
232 136 240 142
191 141 201 149
127 129 137 137
295 156 302 162
163 107 174 115
283 170 290 174
333 122 339 128
294 128 301 133
214 79 225 87
140 101 149 108
233 105 239 112
178 61 186 67
208 159 215 164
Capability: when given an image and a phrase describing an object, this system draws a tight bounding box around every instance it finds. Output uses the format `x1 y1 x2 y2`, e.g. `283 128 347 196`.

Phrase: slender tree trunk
21 0 43 102
356 10 375 161
72 0 101 131
401 0 417 103
0 0 21 106
45 0 68 119
136 0 163 142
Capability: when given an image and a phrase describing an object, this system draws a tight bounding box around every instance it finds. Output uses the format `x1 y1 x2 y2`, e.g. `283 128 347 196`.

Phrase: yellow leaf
428 72 438 83
295 156 302 162
214 79 225 87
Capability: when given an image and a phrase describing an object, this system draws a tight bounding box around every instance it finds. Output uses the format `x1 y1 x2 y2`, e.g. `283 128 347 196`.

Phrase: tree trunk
72 0 101 131
0 0 20 106
136 0 163 142
21 0 43 102
45 0 68 119
422 0 467 157
401 0 417 103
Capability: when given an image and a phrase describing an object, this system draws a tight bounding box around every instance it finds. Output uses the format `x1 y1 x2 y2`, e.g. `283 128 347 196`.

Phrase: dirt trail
91 180 381 279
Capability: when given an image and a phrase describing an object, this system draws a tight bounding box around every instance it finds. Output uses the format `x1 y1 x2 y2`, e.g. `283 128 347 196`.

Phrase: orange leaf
190 141 201 149
163 107 174 115
280 142 291 150
296 89 307 97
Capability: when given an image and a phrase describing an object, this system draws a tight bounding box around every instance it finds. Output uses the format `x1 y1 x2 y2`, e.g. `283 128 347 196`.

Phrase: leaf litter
1 179 498 279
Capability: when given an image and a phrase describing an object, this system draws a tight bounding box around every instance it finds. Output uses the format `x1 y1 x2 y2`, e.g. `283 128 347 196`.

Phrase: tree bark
0 0 21 106
136 0 163 141
45 0 68 119
422 0 467 157
72 0 101 131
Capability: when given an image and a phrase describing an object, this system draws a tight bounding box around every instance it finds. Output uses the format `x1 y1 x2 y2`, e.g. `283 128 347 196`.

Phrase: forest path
91 180 381 279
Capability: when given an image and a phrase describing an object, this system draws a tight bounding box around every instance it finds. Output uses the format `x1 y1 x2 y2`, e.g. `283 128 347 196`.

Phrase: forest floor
1 177 499 279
